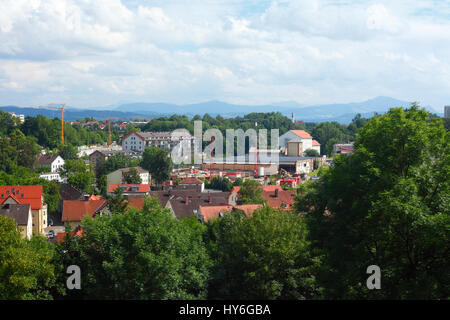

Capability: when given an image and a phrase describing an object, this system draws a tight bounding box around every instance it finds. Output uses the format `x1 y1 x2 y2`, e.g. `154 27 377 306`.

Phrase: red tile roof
312 139 321 146
0 186 44 210
56 226 84 243
199 205 233 222
62 199 107 222
290 130 313 139
127 198 145 210
108 184 150 193
179 177 204 185
234 204 262 216
262 185 283 192
262 189 296 210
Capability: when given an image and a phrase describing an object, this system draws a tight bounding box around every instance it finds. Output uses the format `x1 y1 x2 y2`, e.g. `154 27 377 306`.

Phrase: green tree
206 176 233 192
58 143 78 160
233 177 243 186
61 159 95 194
107 186 129 214
141 146 173 185
63 197 211 299
206 207 322 299
9 129 41 168
304 149 319 157
238 179 266 204
0 110 19 137
297 105 450 299
0 216 57 300
123 168 142 184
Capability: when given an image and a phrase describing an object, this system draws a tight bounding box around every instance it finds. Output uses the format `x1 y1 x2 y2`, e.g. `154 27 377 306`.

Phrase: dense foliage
57 197 211 299
238 179 266 204
205 206 322 299
296 106 450 299
141 146 173 185
0 216 57 300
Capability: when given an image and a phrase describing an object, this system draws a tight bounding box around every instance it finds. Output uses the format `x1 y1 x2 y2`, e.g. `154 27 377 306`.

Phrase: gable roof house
35 154 65 182
262 188 297 210
279 130 320 156
106 166 150 188
107 184 150 196
197 204 263 223
62 198 108 228
0 203 33 239
177 177 205 192
0 186 48 235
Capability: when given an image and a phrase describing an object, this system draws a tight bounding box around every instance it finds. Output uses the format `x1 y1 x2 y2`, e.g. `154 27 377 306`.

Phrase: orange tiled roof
312 139 321 146
290 130 312 139
127 198 145 210
262 189 296 210
62 199 107 222
0 186 44 210
199 205 233 222
108 184 150 193
262 185 283 192
56 226 84 243
234 204 262 216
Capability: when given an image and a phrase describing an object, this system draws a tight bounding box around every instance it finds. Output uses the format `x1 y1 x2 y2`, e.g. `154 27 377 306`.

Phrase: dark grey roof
148 190 228 218
0 204 30 225
35 154 59 166
120 166 148 174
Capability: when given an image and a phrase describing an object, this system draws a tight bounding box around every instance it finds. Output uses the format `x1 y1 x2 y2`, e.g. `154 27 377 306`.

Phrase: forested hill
0 106 155 122
1 96 442 124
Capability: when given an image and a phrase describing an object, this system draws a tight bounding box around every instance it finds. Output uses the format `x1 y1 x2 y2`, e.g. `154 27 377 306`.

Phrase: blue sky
0 0 449 112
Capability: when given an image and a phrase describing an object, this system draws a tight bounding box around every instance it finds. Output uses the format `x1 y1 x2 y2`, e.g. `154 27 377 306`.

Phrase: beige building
0 186 48 235
106 167 150 188
0 203 33 239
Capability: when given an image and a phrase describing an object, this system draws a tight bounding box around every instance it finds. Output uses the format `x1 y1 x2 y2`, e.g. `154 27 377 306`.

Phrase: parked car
48 230 55 239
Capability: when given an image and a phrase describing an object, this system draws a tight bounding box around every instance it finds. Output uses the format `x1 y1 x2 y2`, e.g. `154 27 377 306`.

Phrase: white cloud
0 0 449 110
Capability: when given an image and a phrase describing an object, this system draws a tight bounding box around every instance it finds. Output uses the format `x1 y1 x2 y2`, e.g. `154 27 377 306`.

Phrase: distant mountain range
0 96 442 124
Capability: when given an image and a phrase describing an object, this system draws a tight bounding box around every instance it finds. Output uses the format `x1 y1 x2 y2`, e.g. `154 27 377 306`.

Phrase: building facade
106 167 150 188
279 130 321 156
0 186 48 235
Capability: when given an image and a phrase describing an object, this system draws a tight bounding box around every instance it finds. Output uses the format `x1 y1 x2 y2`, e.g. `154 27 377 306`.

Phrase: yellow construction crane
105 116 121 147
32 104 66 144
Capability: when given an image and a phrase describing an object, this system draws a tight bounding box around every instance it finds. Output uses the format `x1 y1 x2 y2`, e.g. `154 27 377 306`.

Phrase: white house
279 130 321 156
122 131 195 153
106 166 150 188
35 155 65 182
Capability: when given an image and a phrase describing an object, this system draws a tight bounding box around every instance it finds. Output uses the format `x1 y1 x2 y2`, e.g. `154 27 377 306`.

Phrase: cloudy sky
0 0 449 111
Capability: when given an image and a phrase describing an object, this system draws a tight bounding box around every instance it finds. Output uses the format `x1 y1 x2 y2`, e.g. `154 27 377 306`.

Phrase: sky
0 0 449 112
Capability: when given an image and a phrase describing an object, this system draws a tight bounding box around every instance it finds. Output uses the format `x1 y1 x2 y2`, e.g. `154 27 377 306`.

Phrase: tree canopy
296 105 450 299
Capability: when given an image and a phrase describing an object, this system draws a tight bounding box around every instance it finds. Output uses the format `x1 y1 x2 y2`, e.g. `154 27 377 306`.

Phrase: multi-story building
0 203 33 239
106 166 150 188
279 130 321 156
445 106 450 118
89 149 141 172
35 155 65 182
10 112 25 124
0 186 48 235
122 131 195 154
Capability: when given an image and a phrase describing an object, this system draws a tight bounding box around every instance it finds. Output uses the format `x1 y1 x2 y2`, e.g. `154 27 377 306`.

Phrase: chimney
185 196 189 205
209 195 212 204
275 188 279 198
84 194 90 201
